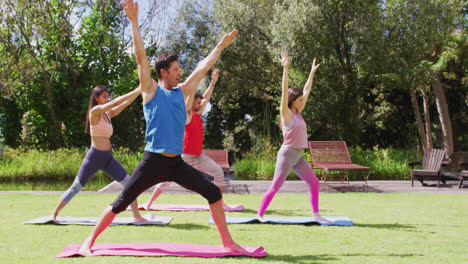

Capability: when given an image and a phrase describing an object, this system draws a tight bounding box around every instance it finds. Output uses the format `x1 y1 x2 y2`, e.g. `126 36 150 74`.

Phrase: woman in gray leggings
50 85 146 222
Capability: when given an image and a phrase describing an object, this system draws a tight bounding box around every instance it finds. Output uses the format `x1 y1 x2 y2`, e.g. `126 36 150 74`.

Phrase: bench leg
363 170 370 187
344 171 350 184
323 170 329 193
411 175 414 187
459 179 463 189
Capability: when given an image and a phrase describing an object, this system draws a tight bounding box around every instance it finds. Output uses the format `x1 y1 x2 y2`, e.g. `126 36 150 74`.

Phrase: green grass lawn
1 193 467 264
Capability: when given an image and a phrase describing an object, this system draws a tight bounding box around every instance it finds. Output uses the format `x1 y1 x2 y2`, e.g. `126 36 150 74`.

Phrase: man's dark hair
194 91 204 100
154 53 179 79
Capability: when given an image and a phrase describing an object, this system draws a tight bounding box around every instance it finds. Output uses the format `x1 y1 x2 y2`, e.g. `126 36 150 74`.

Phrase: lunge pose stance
146 69 232 209
257 52 329 222
79 0 246 254
51 85 145 222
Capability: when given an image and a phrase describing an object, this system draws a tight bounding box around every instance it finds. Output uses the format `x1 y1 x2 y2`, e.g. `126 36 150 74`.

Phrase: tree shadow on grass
228 253 424 263
239 208 258 214
162 223 210 230
239 208 304 216
222 254 339 263
254 209 331 216
353 223 435 233
354 223 415 229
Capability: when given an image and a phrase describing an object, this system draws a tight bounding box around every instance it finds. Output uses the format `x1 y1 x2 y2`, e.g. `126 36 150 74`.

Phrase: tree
1 0 79 148
383 0 465 156
0 0 167 150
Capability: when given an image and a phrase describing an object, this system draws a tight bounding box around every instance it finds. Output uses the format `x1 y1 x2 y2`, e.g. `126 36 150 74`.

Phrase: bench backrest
204 149 229 169
308 141 352 164
422 149 446 171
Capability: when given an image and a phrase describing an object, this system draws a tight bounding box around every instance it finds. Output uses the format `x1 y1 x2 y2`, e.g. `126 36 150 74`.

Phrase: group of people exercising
50 0 329 254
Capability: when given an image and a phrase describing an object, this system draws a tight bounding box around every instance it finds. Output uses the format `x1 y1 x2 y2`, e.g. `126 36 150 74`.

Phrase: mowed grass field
1 192 467 264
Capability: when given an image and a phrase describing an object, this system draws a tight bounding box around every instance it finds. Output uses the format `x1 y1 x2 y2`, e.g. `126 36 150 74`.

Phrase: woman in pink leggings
257 52 329 222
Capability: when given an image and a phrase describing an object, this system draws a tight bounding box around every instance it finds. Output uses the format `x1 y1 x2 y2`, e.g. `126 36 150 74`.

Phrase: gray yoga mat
24 213 172 226
208 216 354 226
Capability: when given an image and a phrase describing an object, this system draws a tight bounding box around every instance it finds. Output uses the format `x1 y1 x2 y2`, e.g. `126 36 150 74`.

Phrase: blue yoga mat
208 216 354 226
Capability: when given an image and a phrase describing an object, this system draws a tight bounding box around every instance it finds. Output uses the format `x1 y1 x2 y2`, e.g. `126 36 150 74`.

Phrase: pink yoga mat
129 203 244 211
56 242 266 258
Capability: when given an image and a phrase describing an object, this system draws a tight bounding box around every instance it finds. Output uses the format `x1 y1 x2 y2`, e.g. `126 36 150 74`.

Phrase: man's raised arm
179 30 237 98
121 0 153 94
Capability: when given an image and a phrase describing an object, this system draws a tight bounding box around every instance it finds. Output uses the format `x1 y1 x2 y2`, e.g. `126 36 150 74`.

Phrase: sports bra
90 113 113 137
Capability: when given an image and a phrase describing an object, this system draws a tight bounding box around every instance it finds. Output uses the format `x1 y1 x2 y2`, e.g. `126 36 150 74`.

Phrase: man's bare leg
219 186 231 209
209 199 247 253
79 206 116 255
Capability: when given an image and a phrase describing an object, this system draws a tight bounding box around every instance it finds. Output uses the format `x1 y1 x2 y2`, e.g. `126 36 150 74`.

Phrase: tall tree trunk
42 79 62 149
420 87 433 149
39 55 62 150
432 75 453 158
410 88 427 150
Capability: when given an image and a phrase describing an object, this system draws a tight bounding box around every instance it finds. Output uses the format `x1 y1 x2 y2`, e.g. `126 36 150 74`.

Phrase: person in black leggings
78 0 247 255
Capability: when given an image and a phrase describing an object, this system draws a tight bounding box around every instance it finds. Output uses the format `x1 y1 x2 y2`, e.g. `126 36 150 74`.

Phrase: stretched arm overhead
107 87 141 118
121 0 154 99
297 58 319 112
90 87 141 119
185 91 196 124
280 52 292 126
199 69 220 114
179 30 237 99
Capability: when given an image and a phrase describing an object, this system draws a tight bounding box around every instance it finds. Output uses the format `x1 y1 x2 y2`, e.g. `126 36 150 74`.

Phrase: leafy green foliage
234 146 418 180
0 0 466 157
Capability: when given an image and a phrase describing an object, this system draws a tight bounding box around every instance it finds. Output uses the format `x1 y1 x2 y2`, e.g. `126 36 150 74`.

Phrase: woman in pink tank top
50 85 146 222
257 52 330 223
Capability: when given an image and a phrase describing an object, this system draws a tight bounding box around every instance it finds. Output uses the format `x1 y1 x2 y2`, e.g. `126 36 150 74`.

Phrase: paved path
2 180 467 195
97 180 468 194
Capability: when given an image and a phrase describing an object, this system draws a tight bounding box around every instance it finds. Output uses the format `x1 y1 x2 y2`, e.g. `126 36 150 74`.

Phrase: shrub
233 146 418 181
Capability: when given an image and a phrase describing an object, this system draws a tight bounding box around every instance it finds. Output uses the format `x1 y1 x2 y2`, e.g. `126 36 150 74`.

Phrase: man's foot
133 215 149 222
223 242 248 253
313 215 331 223
79 239 93 256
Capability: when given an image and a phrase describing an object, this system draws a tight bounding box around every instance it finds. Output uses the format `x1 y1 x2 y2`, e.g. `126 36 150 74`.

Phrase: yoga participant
51 85 146 222
145 69 233 209
79 0 246 254
257 52 329 222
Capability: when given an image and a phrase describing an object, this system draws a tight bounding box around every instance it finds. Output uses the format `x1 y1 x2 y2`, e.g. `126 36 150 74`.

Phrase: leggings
257 146 320 216
153 151 225 191
111 151 222 214
61 147 130 202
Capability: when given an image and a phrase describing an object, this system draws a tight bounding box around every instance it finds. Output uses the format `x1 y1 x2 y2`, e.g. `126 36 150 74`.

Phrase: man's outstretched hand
121 0 139 22
218 29 238 49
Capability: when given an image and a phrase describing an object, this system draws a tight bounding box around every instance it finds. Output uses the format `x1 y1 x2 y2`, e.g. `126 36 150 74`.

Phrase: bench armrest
407 161 422 169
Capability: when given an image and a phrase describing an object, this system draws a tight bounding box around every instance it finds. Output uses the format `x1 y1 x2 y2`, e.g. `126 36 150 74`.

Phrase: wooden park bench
410 149 446 187
308 141 371 186
203 149 231 189
458 170 468 188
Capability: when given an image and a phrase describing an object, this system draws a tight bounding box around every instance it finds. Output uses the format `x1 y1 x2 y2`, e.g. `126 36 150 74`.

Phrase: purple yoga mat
56 242 266 258
130 203 244 211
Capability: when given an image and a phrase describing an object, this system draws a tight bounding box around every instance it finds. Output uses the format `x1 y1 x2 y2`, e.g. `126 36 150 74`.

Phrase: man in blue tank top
79 0 249 255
